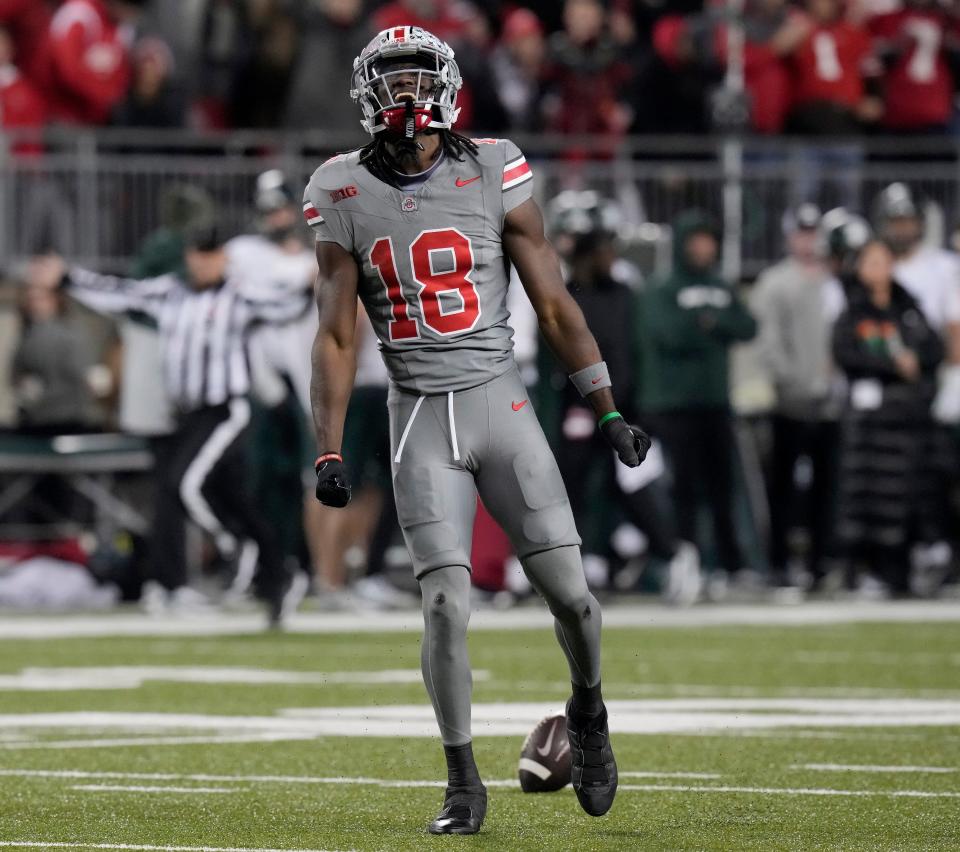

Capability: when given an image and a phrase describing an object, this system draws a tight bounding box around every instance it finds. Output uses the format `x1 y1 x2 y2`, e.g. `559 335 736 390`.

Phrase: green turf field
1 607 959 852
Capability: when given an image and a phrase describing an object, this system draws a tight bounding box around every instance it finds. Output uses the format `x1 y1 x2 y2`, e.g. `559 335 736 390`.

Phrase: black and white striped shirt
66 267 312 413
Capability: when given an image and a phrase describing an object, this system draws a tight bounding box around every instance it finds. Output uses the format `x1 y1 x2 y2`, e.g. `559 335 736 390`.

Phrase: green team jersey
303 138 534 395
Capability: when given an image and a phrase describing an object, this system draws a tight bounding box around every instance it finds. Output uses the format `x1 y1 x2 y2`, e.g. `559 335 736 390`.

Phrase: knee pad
522 545 596 624
549 589 596 626
421 571 471 638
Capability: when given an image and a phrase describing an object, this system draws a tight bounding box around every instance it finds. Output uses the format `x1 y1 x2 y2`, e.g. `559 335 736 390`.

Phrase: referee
35 225 312 626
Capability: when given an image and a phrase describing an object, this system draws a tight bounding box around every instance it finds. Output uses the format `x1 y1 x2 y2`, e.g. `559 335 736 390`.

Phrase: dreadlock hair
350 130 480 188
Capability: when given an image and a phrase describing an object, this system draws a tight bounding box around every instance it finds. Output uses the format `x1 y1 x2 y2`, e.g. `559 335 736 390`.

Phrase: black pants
768 415 839 579
653 408 743 574
150 398 284 597
343 385 398 577
558 423 677 561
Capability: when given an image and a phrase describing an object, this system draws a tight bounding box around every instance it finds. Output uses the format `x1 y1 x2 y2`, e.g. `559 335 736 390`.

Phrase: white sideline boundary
2 600 960 638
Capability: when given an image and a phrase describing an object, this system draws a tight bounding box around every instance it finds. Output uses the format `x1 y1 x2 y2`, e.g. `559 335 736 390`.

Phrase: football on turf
518 713 571 792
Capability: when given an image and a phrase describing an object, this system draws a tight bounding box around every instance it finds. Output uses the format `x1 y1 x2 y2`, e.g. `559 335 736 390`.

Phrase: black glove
599 414 651 468
315 453 352 507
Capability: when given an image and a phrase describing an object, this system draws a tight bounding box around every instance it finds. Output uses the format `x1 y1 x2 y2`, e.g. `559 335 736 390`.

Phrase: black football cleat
427 784 487 835
565 699 617 816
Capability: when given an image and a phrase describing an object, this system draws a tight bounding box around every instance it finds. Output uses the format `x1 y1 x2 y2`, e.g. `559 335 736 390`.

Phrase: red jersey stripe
502 162 531 185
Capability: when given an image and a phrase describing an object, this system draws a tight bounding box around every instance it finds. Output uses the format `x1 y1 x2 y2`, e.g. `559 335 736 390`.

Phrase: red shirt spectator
0 0 51 84
40 0 138 125
0 64 44 129
791 18 872 108
713 16 794 134
491 8 547 131
743 41 792 134
543 0 633 142
654 4 793 134
0 25 46 154
869 5 958 131
780 0 880 133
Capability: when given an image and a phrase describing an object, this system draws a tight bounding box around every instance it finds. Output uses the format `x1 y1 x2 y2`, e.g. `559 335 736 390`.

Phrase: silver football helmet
350 26 462 138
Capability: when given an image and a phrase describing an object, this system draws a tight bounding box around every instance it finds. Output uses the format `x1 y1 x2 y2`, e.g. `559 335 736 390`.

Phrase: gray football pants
389 368 602 746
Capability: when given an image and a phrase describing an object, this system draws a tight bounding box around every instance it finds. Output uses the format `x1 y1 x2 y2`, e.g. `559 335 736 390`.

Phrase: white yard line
0 666 450 692
715 730 938 741
4 697 960 740
793 763 957 774
618 784 960 799
547 682 960 699
620 771 722 779
4 769 959 800
0 843 342 852
1 733 321 751
792 652 960 666
71 785 237 794
0 769 507 790
0 769 357 783
2 600 960 638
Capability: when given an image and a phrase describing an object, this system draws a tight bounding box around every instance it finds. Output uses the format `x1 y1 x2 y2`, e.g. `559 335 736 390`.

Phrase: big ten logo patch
329 185 358 203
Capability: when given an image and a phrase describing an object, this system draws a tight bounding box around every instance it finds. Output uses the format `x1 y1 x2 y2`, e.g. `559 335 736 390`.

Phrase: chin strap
404 98 416 140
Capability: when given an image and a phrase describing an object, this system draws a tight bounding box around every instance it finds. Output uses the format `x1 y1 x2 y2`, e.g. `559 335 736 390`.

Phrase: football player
304 26 650 835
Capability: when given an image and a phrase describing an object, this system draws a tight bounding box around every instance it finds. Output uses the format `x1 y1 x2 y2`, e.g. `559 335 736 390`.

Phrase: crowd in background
4 0 960 139
542 186 959 605
2 0 960 615
2 172 959 612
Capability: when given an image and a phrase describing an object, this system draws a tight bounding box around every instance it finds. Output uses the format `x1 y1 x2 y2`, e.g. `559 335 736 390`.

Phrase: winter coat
832 281 947 550
638 211 757 413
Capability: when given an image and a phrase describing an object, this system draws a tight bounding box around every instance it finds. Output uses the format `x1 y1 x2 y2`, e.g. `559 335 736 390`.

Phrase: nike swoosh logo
536 724 556 757
456 176 481 187
591 377 602 384
512 400 528 412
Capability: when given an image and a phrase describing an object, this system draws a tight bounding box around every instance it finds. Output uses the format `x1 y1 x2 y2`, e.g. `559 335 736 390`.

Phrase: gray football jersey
303 138 534 394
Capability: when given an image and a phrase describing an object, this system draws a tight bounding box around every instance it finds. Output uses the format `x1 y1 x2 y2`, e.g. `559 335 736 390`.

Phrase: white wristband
569 361 611 397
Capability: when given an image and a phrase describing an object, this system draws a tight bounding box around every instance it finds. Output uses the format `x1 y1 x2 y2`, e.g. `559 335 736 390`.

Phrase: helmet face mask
351 26 462 138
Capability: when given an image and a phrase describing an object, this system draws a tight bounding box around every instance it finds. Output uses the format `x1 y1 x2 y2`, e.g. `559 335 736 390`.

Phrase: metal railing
3 129 960 278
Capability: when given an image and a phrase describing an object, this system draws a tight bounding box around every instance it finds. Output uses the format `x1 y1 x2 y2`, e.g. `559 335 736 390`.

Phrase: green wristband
598 411 623 428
